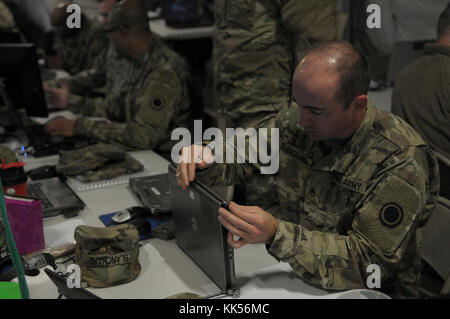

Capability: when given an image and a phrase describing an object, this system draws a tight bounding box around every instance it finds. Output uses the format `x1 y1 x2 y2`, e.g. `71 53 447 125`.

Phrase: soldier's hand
218 202 278 249
176 144 214 191
44 82 71 109
45 117 76 137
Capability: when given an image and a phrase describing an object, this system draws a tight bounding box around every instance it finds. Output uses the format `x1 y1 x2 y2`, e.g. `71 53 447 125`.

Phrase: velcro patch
151 95 165 110
379 203 403 228
352 174 422 255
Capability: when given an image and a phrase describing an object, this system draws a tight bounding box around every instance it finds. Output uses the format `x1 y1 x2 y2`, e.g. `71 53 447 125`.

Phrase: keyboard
22 125 96 157
27 182 54 210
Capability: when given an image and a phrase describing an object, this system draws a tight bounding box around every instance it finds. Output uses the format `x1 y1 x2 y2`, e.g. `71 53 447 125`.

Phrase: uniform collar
312 101 375 173
423 43 450 57
136 36 159 66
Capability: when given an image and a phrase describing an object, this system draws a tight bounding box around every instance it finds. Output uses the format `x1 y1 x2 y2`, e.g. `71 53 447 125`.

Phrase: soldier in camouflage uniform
45 0 134 119
213 0 347 209
176 42 440 298
45 0 190 156
213 0 347 129
46 1 108 75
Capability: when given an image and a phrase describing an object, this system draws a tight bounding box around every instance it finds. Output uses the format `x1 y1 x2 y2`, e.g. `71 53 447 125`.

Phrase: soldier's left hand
218 201 278 249
45 117 76 137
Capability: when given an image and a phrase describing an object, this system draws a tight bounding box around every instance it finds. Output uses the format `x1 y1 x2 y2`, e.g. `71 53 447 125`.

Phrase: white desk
149 18 213 40
2 133 389 299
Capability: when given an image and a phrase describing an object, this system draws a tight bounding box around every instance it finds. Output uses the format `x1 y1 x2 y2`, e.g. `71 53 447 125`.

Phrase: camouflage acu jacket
197 102 440 298
67 42 134 113
73 37 191 153
213 0 347 127
53 18 108 75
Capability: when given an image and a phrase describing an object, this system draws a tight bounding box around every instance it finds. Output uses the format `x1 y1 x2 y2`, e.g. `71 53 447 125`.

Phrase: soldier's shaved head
108 0 150 34
292 40 368 141
295 41 369 109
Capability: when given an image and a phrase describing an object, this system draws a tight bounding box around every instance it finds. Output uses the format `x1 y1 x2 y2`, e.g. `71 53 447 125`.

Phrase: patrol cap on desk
74 224 141 288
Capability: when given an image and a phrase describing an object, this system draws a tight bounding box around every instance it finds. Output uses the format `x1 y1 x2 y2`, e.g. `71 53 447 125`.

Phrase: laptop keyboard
22 125 96 157
27 182 54 210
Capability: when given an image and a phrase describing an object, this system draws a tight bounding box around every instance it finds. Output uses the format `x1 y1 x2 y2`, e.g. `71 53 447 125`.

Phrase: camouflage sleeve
68 53 107 95
196 107 290 186
279 0 347 42
67 94 108 118
267 147 435 291
81 24 108 75
73 70 183 150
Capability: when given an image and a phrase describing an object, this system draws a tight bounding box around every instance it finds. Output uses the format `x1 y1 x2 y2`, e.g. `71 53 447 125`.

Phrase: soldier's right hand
176 144 214 191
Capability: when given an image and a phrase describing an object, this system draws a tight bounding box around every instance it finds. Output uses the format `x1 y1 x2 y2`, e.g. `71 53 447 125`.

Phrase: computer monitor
0 43 48 117
0 31 22 43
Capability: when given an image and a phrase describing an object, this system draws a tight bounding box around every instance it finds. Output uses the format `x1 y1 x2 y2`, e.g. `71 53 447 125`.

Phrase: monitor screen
0 43 48 117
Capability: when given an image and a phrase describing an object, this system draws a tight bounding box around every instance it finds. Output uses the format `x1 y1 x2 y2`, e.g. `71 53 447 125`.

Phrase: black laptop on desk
168 163 235 292
0 43 95 157
27 176 85 218
21 124 96 157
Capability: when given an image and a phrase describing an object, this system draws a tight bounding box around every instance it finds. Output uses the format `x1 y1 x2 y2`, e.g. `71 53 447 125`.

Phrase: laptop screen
168 164 235 291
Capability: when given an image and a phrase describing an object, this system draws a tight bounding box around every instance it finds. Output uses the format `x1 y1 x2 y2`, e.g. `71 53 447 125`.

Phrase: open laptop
44 268 101 299
168 163 235 291
21 125 97 158
27 177 85 218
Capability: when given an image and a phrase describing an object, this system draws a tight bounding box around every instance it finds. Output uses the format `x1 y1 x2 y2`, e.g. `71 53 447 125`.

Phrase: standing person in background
213 0 347 208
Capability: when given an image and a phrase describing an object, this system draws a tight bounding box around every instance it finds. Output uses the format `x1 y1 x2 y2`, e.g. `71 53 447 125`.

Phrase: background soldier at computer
44 0 134 120
45 1 108 75
45 0 191 157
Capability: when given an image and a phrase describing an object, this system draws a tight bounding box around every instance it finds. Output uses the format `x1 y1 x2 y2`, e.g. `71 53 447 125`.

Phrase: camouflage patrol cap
166 292 205 299
56 143 144 182
74 224 141 288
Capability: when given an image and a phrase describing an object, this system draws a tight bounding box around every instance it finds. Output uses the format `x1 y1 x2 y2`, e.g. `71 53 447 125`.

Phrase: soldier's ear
351 95 368 113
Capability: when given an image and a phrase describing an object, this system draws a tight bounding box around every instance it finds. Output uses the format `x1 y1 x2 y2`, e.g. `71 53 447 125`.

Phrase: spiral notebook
66 169 156 192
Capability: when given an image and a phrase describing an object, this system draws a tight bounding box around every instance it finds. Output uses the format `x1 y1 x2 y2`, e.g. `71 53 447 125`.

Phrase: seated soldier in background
177 41 439 298
45 0 133 117
45 0 191 156
392 3 450 199
45 1 108 75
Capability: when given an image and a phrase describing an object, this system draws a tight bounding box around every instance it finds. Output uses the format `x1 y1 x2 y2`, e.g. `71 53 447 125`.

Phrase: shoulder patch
352 174 423 255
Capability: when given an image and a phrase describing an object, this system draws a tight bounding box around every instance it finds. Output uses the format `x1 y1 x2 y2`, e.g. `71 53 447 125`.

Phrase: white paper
44 219 84 248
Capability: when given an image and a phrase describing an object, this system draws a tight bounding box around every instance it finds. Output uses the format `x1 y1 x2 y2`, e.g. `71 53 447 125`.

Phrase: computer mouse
112 206 152 224
27 165 57 180
127 218 152 236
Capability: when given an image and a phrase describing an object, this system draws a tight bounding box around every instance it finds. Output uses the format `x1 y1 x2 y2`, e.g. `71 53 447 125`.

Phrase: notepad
66 169 157 192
